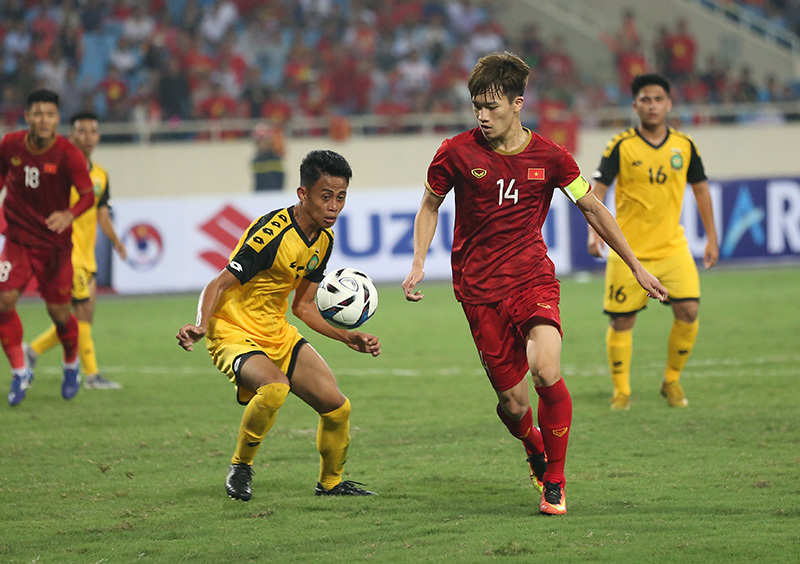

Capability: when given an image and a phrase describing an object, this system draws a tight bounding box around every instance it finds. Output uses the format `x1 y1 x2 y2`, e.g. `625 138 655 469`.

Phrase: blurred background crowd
2 0 800 138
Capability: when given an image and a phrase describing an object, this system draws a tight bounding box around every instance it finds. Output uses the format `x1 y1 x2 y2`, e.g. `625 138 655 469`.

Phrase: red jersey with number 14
0 130 93 249
426 127 582 304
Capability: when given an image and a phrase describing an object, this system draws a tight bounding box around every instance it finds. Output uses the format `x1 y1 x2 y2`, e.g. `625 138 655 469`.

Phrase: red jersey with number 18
0 130 93 249
426 127 585 304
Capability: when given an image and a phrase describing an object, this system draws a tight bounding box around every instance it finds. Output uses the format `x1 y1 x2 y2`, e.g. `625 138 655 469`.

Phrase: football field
2 265 799 563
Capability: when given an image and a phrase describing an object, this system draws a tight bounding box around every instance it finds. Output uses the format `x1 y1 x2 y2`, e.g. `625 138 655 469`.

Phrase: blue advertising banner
570 177 800 271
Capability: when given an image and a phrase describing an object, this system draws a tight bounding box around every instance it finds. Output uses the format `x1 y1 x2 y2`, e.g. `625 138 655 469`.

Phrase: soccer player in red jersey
402 52 668 515
0 89 94 406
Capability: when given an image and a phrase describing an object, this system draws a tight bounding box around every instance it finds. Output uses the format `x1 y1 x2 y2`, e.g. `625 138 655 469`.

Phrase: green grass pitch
1 265 799 563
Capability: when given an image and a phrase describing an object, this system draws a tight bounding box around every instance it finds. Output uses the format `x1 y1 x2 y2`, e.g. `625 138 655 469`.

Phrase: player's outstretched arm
402 189 444 302
292 279 381 357
176 269 237 351
586 181 610 257
98 206 128 260
577 192 668 302
690 180 719 269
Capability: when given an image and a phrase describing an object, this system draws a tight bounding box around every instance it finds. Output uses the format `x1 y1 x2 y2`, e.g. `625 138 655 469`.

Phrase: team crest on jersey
11 157 21 166
306 254 320 272
670 153 684 170
471 168 487 178
93 182 103 196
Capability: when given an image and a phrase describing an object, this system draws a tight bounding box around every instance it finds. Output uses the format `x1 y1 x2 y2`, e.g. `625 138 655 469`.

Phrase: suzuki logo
198 205 253 270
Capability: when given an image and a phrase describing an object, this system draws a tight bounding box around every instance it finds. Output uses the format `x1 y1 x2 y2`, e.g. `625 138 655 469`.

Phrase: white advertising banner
111 188 572 295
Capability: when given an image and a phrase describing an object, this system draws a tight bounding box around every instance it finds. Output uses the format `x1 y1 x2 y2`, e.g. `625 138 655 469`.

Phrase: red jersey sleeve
426 138 454 197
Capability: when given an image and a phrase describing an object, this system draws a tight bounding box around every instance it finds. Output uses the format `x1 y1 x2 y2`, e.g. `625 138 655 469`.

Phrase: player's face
25 102 60 143
69 119 100 157
472 90 523 142
298 173 349 230
633 85 672 129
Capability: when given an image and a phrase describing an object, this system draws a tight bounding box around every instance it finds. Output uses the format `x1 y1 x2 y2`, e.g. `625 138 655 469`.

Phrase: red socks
496 403 545 456
0 310 24 370
535 378 572 485
55 314 79 364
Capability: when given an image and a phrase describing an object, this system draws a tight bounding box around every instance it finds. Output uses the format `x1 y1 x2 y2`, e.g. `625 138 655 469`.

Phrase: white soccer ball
315 267 379 329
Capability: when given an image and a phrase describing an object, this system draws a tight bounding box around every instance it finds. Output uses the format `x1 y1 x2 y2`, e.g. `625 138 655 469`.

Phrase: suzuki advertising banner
110 179 800 294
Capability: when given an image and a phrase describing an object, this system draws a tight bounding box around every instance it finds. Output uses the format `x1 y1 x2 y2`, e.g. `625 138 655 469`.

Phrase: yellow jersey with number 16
593 127 707 259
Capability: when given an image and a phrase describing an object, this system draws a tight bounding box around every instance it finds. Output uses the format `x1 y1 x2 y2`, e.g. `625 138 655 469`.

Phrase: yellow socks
30 325 59 356
607 327 633 396
317 398 351 490
665 319 699 384
231 382 290 466
31 321 100 376
78 321 99 376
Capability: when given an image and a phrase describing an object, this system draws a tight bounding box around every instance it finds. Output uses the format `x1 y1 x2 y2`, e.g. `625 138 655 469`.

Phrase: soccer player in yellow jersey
588 74 719 410
176 150 381 501
25 112 128 390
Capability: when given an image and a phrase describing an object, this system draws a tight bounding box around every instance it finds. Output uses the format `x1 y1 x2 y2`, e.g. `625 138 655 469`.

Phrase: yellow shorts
206 320 305 405
603 247 700 315
72 267 95 302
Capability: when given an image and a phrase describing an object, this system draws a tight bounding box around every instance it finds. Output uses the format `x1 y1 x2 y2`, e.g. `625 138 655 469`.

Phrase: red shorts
0 238 73 303
461 280 562 392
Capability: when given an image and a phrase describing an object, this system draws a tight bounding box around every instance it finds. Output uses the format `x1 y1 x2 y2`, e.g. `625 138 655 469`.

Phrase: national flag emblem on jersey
528 168 545 180
44 163 58 174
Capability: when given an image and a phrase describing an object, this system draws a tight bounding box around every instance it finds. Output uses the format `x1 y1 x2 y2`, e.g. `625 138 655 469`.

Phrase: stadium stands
0 0 798 137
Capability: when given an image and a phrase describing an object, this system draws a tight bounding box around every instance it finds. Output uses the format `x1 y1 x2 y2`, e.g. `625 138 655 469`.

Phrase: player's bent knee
530 366 561 387
321 397 351 422
254 382 290 410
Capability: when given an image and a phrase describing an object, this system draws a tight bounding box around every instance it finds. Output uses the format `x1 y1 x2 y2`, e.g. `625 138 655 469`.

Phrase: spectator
239 66 271 118
200 0 239 45
80 0 106 32
251 122 285 192
3 19 32 63
541 35 576 88
0 84 25 127
122 3 156 46
467 21 504 63
195 79 238 120
108 36 141 76
181 0 204 34
734 66 759 102
36 44 69 93
518 22 545 69
214 31 249 98
665 17 697 83
97 65 130 121
396 48 433 100
58 65 88 119
259 88 292 126
157 57 192 121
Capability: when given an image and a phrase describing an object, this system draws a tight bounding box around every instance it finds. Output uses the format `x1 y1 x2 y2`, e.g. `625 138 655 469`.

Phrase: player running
25 112 128 390
402 52 667 515
0 89 94 406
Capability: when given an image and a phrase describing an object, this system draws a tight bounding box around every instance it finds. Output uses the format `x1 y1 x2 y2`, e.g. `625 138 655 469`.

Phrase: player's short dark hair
468 51 529 101
631 74 671 98
70 111 99 126
27 89 60 108
300 150 352 188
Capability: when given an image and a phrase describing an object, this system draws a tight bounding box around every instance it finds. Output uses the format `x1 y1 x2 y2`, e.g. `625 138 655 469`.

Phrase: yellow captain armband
559 175 592 204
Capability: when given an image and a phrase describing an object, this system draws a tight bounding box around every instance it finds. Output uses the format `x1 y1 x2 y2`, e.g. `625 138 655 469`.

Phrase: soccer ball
315 268 379 329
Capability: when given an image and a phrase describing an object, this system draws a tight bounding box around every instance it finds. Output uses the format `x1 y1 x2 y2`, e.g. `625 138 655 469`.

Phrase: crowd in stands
1 0 798 137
